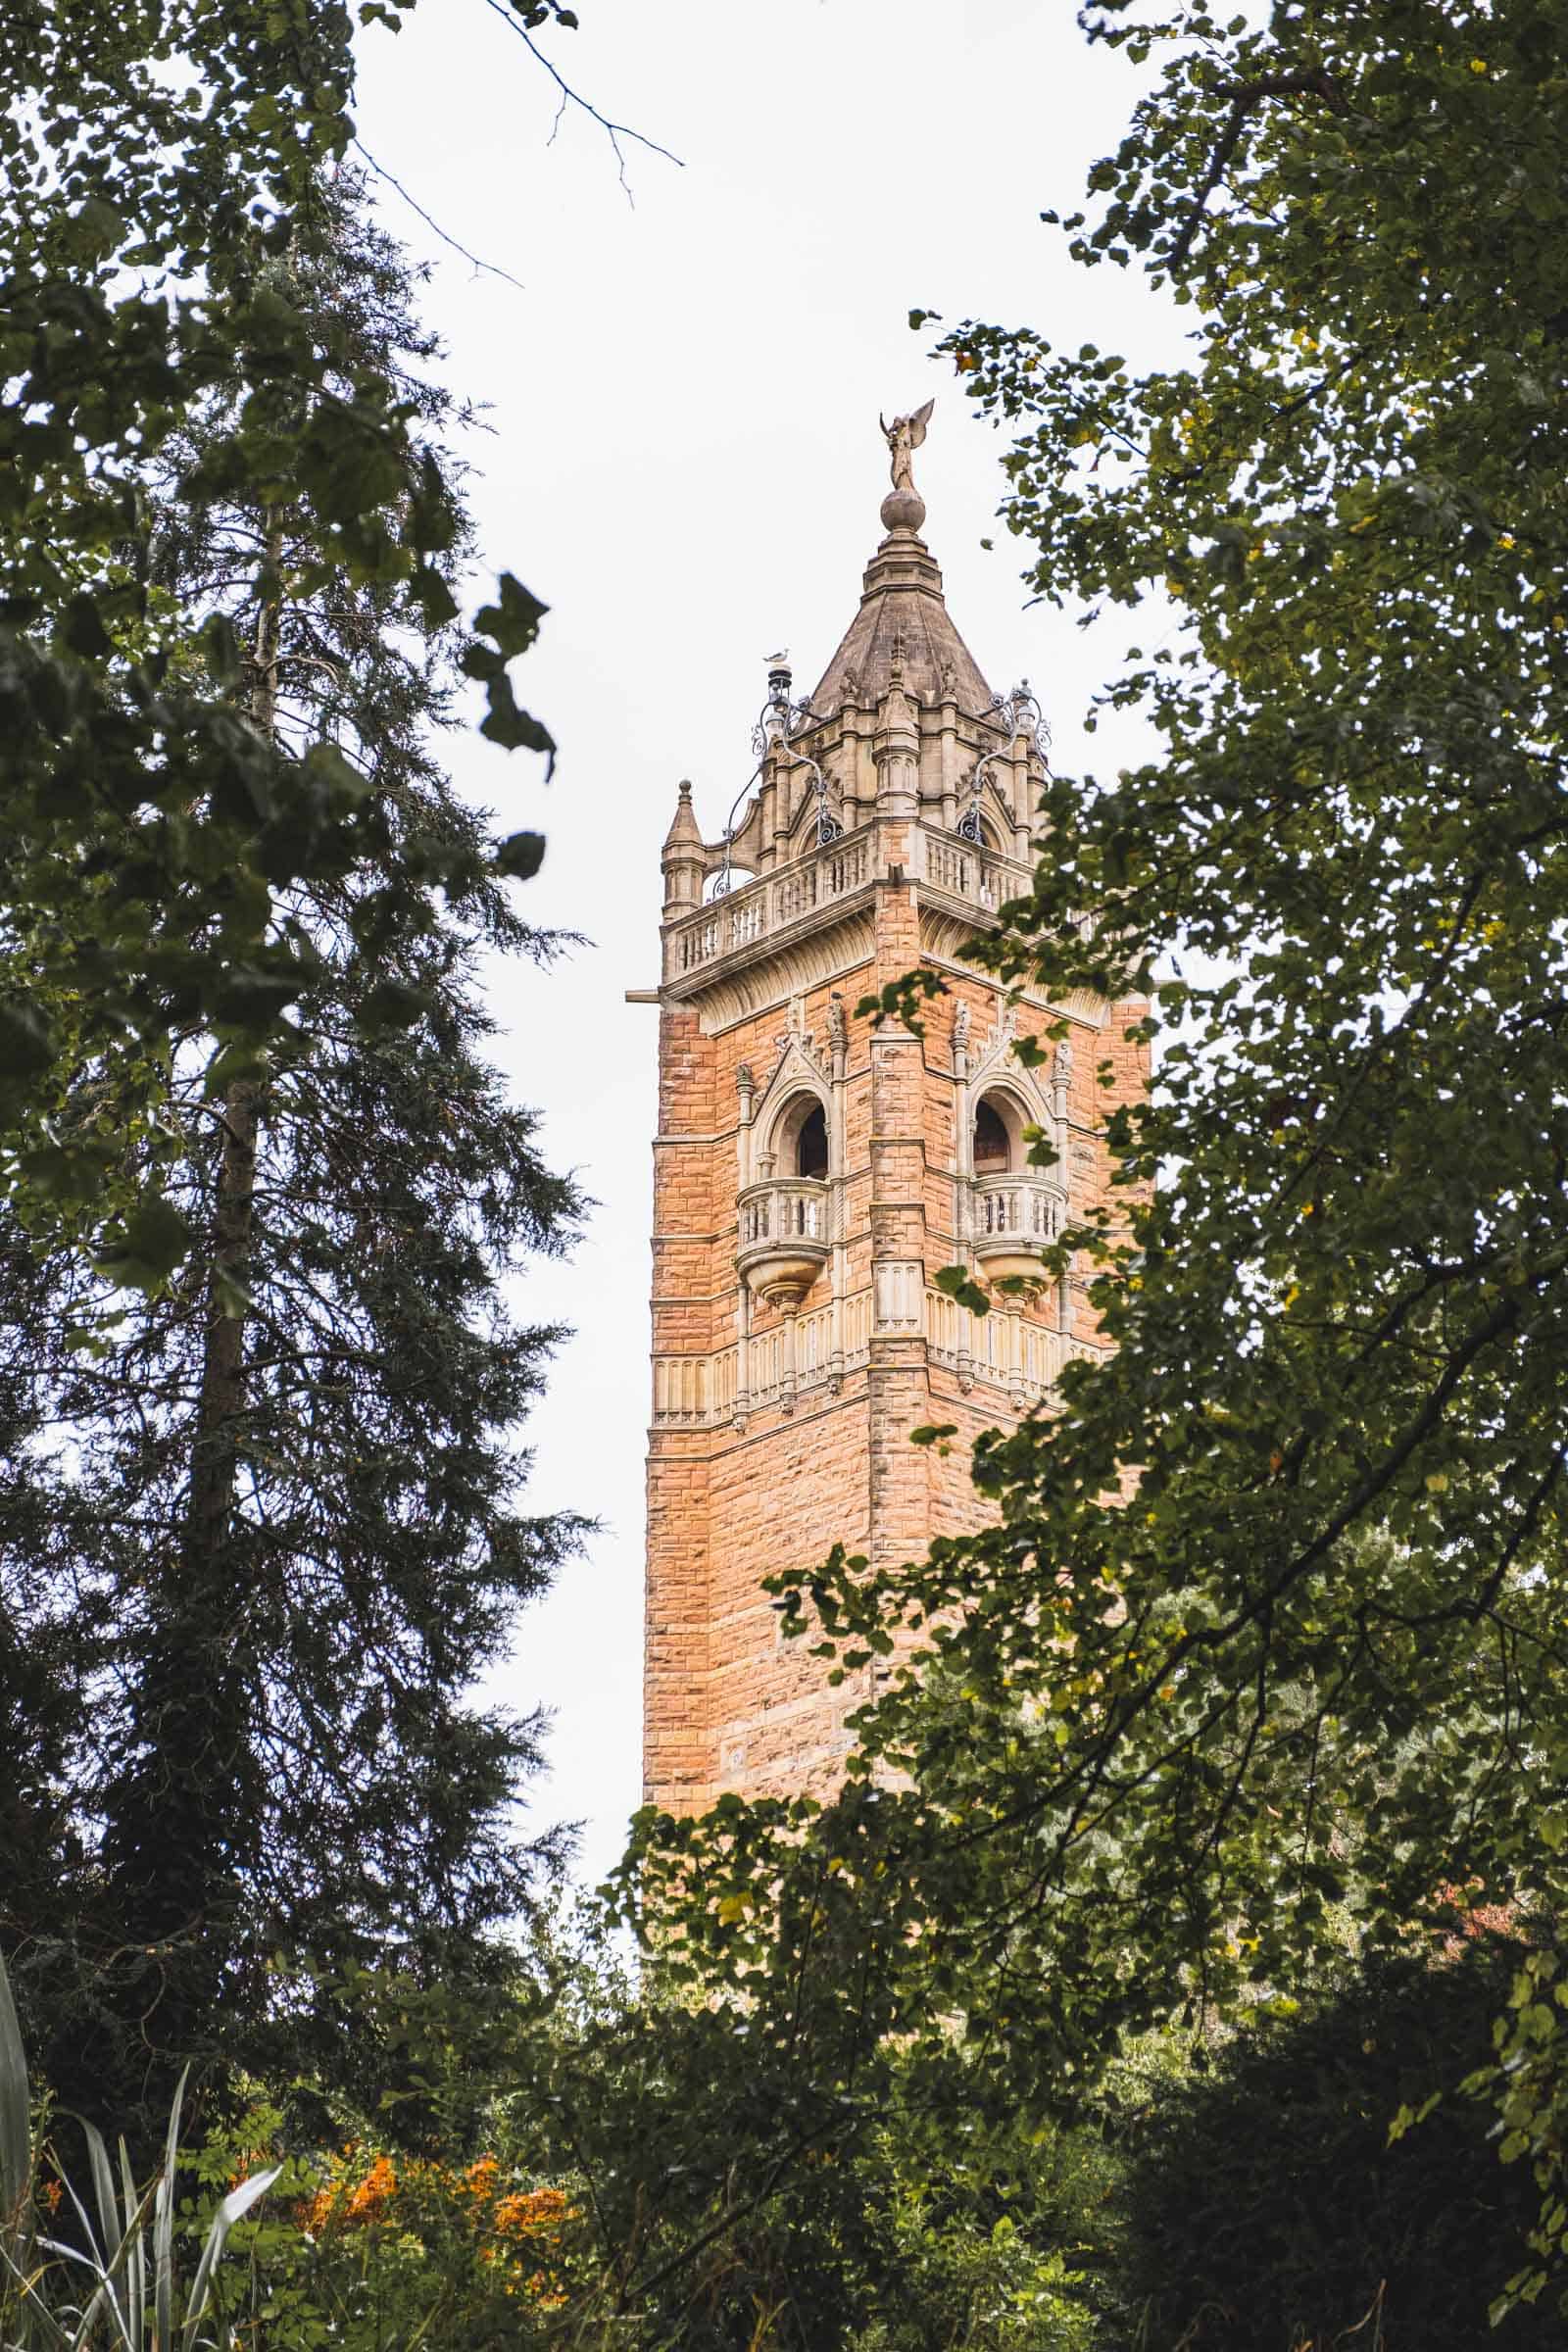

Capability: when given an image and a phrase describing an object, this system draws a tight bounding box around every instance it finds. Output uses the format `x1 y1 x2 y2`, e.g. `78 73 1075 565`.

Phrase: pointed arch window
972 1096 1011 1173
796 1102 828 1179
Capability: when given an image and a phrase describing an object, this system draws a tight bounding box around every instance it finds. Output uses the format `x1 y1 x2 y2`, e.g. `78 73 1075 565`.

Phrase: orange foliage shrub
297 2144 571 2299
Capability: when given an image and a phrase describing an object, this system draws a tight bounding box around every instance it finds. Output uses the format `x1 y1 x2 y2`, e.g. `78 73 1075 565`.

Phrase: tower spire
641 407 1150 1816
808 400 992 714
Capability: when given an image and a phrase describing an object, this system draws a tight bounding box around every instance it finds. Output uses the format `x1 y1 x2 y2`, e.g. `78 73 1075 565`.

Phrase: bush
1110 1946 1554 2350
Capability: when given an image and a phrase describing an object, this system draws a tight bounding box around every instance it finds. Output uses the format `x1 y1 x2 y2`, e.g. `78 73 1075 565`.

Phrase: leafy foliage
627 0 1568 2321
1110 1948 1554 2350
0 1 555 1259
188 2118 573 2352
0 178 583 2150
189 1922 1111 2352
0 1949 276 2352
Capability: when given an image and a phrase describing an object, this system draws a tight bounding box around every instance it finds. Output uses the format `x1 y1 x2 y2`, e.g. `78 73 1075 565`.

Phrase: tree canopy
629 0 1568 2318
0 0 562 1274
0 2 594 2151
1 166 585 2146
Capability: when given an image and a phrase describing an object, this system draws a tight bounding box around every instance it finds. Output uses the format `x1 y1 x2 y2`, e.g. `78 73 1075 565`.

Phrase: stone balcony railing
666 837 874 983
919 831 1035 913
736 1177 831 1306
662 827 1045 987
971 1174 1066 1282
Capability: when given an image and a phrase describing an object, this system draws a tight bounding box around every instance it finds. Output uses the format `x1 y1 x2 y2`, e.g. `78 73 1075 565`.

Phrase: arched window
972 1096 1011 1172
796 1102 828 1179
769 1089 829 1181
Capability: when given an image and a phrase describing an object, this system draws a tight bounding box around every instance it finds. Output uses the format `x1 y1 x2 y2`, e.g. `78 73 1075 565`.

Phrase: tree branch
1168 68 1350 273
351 141 526 291
475 0 684 204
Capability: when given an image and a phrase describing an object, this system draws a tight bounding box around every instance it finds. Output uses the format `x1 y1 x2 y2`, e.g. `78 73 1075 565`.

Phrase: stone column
643 1001 716 1807
864 868 932 1595
829 995 849 1390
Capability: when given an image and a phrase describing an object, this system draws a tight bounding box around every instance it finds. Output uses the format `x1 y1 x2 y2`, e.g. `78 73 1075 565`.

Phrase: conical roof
808 524 993 715
662 777 704 853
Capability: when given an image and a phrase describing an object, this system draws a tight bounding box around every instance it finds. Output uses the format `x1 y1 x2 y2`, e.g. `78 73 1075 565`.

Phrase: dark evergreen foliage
1113 1951 1553 2350
0 179 582 2144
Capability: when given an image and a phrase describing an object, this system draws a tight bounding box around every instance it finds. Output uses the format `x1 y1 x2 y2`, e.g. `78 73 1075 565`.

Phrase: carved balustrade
735 1177 830 1305
664 834 873 982
971 1174 1066 1281
920 830 1034 914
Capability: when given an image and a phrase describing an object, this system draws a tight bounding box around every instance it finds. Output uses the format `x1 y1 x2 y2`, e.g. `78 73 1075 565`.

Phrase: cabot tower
641 412 1148 1813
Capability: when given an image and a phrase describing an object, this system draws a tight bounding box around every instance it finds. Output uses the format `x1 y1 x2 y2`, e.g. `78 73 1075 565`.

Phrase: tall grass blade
0 1948 31 2250
152 2071 185 2352
0 2237 71 2351
81 2121 122 2336
178 2168 279 2352
48 2157 130 2351
119 2141 144 2352
0 1978 270 2352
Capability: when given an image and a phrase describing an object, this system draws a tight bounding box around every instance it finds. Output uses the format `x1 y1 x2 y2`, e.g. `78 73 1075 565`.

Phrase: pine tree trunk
83 539 282 2139
182 547 276 1578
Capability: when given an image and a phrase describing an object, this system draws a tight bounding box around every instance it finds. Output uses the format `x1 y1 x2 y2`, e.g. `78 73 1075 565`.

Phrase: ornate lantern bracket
957 681 1051 846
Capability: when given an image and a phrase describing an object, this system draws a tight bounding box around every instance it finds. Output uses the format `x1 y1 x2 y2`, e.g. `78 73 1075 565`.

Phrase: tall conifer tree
0 173 581 2138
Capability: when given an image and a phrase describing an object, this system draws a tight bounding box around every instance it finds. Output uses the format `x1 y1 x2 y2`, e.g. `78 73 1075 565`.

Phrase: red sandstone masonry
643 517 1149 1815
643 887 1147 1816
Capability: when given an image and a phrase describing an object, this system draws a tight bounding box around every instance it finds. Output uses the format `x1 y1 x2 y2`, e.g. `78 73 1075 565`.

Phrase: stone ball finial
880 485 926 534
879 399 933 535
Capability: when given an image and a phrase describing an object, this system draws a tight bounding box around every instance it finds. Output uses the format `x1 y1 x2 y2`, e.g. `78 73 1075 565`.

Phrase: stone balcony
736 1178 831 1307
971 1174 1065 1284
664 837 874 988
661 826 1044 993
919 830 1035 914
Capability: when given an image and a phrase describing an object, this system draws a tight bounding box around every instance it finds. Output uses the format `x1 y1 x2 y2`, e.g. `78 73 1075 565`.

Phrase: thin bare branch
352 139 526 291
475 0 684 205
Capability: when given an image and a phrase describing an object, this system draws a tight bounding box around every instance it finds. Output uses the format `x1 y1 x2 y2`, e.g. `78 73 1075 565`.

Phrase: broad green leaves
631 0 1568 2315
0 5 557 1271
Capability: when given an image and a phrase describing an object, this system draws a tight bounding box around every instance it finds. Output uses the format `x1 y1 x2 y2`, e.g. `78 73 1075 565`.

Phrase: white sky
353 0 1178 1886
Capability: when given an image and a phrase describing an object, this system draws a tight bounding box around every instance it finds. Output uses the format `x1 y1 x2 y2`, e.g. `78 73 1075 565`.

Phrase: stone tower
641 427 1148 1815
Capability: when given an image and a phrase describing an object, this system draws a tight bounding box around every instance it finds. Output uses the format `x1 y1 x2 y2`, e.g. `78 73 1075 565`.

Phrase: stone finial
662 778 704 853
827 994 848 1052
661 778 707 911
879 397 933 534
953 1001 970 1053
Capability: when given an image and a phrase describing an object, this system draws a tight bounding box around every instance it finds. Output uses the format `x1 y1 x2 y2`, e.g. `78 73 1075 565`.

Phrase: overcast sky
352 0 1177 1886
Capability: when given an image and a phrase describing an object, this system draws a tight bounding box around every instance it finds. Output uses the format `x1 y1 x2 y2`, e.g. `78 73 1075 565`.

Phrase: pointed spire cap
662 778 705 855
808 399 993 713
808 527 993 715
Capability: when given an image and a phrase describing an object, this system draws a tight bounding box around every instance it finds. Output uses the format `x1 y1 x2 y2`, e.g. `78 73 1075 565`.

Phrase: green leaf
61 592 111 659
495 829 547 880
358 977 433 1032
93 1193 194 1291
473 571 549 661
932 1264 991 1317
479 672 557 768
0 1949 31 2254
